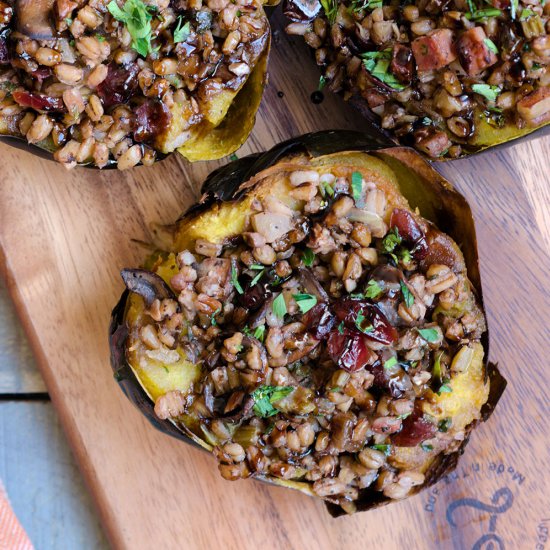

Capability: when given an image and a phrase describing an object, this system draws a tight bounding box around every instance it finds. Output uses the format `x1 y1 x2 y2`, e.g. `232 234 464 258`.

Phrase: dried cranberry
238 277 271 312
327 330 376 373
390 208 429 260
391 44 414 85
96 62 139 108
367 362 411 398
12 91 65 112
333 297 397 345
134 99 171 143
303 302 336 340
30 67 52 82
392 407 436 446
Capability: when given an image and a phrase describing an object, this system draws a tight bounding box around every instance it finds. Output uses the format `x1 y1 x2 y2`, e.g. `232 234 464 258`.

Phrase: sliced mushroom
121 269 177 307
16 0 56 40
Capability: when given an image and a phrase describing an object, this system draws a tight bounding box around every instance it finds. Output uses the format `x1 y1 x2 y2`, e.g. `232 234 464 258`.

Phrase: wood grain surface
1 11 549 550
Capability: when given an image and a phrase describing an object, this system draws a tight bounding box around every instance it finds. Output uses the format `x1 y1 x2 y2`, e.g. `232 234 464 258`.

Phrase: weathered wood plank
0 402 108 549
0 281 46 394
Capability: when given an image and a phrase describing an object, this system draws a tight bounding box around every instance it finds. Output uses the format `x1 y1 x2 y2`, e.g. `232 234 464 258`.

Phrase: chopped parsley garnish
229 153 239 161
421 443 434 452
400 280 414 308
328 386 343 392
438 418 452 432
510 0 518 19
253 325 266 342
365 279 383 299
520 8 536 19
231 263 243 295
361 50 406 90
421 116 433 126
272 293 287 319
320 180 335 197
371 444 392 456
108 0 157 57
250 264 265 270
320 0 338 24
251 385 293 418
337 321 345 334
318 75 327 90
351 171 363 203
381 227 401 253
437 382 453 395
173 16 191 43
432 351 443 381
293 293 317 314
397 412 411 420
302 248 315 267
472 84 501 102
210 307 221 326
417 327 440 343
355 310 374 333
243 325 266 342
384 356 398 370
483 38 499 54
0 81 18 95
465 7 502 19
250 267 265 286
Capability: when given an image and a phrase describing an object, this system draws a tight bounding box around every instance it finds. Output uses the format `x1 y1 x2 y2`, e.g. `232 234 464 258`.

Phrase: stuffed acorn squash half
0 0 271 168
109 131 506 515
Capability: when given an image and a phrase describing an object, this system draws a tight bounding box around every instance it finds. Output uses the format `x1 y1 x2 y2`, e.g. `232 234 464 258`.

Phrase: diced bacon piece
456 27 498 76
414 128 452 158
517 87 550 127
411 29 457 72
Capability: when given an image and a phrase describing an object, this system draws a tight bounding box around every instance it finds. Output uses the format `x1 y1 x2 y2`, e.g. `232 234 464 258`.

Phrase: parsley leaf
173 16 190 43
384 356 398 370
302 248 315 267
231 263 243 295
251 385 293 418
355 310 374 334
520 8 536 19
381 227 402 253
371 444 392 456
361 49 406 90
250 268 265 287
400 280 414 308
320 0 338 24
242 325 266 342
438 418 452 432
365 279 383 299
318 75 327 90
351 171 363 203
421 443 434 452
272 293 287 319
337 321 345 334
464 7 502 19
437 383 453 395
432 351 443 381
320 180 335 197
210 307 221 326
108 0 157 57
293 293 317 314
483 38 499 54
417 327 440 343
229 153 239 161
472 84 501 102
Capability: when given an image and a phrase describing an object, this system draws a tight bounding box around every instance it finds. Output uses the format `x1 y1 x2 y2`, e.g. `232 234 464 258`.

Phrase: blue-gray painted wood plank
0 401 109 550
0 280 46 393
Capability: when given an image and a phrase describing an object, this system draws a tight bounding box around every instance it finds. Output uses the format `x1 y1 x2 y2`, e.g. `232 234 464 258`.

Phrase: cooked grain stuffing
0 0 268 168
123 159 491 513
285 0 550 158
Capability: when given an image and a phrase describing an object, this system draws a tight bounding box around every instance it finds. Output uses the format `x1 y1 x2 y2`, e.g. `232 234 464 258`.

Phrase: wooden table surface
0 281 108 549
0 10 549 550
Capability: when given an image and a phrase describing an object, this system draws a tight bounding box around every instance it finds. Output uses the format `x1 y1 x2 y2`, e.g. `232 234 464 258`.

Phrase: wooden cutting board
1 12 549 550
